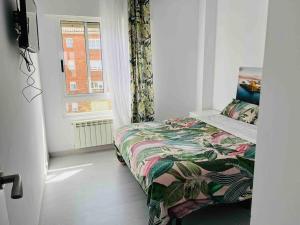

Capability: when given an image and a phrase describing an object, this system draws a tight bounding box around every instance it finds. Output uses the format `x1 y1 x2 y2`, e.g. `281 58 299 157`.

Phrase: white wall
151 0 201 120
38 15 76 153
251 1 300 224
39 0 203 152
151 0 269 117
0 191 9 225
0 1 47 225
37 1 102 153
213 0 268 110
39 0 100 17
198 0 218 110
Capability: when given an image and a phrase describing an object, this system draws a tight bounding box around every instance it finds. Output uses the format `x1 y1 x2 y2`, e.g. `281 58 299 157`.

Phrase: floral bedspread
115 118 255 225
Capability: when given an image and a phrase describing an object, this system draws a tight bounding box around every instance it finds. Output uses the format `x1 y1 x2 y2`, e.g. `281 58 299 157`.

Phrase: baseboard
49 144 114 158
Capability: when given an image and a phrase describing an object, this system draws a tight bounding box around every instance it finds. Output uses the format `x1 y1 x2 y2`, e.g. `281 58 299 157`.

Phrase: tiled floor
39 150 251 225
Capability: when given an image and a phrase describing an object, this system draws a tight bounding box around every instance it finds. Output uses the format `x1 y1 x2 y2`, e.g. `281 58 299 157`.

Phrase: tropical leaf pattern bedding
221 99 259 124
115 118 255 225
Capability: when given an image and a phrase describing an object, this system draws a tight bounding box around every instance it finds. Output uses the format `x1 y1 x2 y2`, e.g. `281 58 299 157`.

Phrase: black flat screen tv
17 0 39 52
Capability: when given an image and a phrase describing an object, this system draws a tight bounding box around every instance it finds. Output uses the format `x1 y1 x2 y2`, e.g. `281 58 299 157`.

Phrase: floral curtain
128 0 155 123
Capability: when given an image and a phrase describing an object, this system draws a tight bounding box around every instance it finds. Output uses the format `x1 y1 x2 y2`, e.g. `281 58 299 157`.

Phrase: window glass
90 60 102 71
66 99 112 114
69 81 77 91
61 21 89 95
71 102 79 112
60 21 111 115
65 38 73 48
89 39 101 49
68 60 75 71
87 22 104 94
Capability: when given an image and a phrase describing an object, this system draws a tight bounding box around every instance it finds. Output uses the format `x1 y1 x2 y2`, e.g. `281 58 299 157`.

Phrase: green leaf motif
208 182 224 195
185 161 202 176
167 168 185 182
148 159 174 182
164 181 184 207
198 159 236 172
224 179 252 203
237 156 255 176
129 0 155 123
221 137 240 145
211 195 225 204
149 182 167 202
184 180 201 200
176 162 192 177
228 156 255 177
136 147 162 164
149 200 161 219
205 172 244 185
214 145 236 155
121 136 145 152
203 140 214 148
200 180 209 195
203 150 218 161
244 145 256 159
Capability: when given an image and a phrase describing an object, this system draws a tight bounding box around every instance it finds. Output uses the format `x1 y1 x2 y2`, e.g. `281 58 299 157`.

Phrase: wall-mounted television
15 0 39 52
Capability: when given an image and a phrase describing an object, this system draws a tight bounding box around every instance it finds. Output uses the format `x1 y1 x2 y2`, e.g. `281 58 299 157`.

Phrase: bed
115 112 256 225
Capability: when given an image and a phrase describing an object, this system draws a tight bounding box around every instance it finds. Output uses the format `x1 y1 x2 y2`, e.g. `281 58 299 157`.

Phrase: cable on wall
19 48 43 103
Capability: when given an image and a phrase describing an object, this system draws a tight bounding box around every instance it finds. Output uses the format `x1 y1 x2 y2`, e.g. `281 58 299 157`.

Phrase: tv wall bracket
13 10 23 41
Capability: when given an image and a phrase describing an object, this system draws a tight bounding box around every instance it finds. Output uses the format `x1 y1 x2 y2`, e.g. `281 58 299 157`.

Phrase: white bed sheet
191 110 257 144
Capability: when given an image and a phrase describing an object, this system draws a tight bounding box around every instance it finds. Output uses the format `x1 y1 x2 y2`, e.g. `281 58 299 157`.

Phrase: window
70 81 77 91
90 60 102 71
71 102 79 112
89 39 101 49
90 81 104 90
68 60 75 71
66 99 112 114
65 38 73 48
60 21 111 115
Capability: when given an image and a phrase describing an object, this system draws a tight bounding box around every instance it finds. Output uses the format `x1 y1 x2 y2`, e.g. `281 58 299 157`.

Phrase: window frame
58 17 111 118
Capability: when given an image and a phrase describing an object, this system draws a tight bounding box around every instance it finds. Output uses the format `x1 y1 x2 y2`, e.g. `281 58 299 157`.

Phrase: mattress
190 110 257 143
115 117 255 225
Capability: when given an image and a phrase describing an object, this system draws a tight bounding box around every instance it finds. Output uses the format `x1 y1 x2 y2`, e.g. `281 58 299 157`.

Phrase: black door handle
0 173 23 199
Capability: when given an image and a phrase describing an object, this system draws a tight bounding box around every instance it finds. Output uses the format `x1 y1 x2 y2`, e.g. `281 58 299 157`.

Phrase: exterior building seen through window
60 21 112 115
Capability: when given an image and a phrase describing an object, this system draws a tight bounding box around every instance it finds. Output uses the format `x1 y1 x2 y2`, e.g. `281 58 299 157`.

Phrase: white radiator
73 119 113 149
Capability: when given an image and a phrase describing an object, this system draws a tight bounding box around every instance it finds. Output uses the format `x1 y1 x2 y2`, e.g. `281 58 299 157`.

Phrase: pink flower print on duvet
211 131 231 144
142 156 161 177
185 120 198 128
229 144 250 156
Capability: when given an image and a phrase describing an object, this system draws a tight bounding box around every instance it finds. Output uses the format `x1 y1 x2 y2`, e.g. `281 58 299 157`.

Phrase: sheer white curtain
100 0 131 132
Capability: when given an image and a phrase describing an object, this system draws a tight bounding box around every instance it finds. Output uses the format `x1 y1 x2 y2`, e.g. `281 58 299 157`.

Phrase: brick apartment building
61 21 111 114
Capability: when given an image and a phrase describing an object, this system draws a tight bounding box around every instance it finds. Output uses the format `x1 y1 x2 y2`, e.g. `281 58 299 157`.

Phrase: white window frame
58 17 111 118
